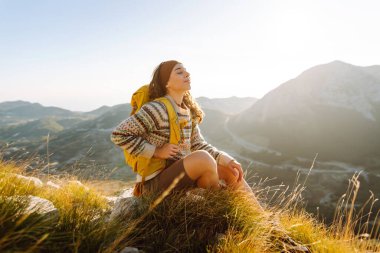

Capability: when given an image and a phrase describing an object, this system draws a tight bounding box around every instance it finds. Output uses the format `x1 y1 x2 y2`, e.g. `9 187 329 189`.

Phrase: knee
184 150 217 180
192 150 217 171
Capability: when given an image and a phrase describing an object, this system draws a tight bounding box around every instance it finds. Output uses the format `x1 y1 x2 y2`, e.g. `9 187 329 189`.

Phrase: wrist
228 159 236 164
218 152 235 167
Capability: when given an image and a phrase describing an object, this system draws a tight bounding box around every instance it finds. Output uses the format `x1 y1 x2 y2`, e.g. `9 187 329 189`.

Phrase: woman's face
166 63 191 93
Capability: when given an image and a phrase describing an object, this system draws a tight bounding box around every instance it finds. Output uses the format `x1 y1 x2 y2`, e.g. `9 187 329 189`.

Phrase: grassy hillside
0 117 65 142
0 157 379 252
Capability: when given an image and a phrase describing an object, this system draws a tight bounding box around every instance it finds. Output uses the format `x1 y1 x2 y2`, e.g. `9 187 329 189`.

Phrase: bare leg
217 164 264 212
183 150 220 189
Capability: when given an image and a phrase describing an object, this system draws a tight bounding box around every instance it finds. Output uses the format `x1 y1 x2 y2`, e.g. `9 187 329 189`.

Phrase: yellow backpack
124 84 186 183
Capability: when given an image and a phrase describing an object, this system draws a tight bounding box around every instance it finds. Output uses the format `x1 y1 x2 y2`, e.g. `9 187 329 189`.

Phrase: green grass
0 157 379 252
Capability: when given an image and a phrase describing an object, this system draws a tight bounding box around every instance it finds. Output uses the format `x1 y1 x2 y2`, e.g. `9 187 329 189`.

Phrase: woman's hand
227 159 244 182
153 144 179 159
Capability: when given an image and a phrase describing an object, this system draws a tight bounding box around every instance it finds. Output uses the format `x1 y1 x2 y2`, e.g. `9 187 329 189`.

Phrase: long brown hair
149 61 204 124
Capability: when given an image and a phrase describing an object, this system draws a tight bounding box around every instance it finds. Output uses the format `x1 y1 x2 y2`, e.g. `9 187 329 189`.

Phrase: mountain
196 96 258 115
223 60 380 223
0 101 32 111
230 60 380 164
0 100 82 127
0 101 77 118
83 105 113 117
0 101 119 132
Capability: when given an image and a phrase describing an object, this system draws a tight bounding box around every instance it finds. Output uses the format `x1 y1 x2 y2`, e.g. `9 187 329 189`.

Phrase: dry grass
0 155 379 252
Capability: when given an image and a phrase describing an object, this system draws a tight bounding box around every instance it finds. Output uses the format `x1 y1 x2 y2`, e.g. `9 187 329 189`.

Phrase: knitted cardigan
110 95 234 182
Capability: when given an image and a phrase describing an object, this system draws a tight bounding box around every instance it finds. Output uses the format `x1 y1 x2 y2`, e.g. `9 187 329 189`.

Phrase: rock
109 196 139 221
107 187 137 221
4 195 59 220
119 187 134 198
46 181 61 189
119 247 141 253
105 196 119 206
25 195 58 216
68 180 89 190
14 174 43 187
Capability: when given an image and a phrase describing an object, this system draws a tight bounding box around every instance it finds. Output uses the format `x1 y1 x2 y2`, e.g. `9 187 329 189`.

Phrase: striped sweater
110 95 234 182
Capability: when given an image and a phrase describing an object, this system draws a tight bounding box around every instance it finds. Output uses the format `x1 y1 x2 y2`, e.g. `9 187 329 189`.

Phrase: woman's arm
110 102 159 159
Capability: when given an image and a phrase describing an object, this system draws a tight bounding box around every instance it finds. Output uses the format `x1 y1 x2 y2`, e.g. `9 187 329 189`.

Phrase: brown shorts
142 158 197 195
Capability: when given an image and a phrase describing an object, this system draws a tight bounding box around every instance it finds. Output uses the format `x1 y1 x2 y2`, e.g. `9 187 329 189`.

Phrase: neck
167 90 185 107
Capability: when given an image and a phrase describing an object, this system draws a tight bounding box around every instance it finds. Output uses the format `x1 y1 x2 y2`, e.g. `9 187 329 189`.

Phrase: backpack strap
154 97 181 145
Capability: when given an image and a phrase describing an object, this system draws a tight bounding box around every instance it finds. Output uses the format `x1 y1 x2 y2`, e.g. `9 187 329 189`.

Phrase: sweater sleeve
190 124 234 167
110 102 159 159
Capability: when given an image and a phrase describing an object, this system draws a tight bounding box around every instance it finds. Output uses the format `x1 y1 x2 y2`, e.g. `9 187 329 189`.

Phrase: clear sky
0 0 379 112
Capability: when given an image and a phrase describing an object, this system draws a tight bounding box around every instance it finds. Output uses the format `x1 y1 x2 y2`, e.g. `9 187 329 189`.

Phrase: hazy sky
1 0 379 112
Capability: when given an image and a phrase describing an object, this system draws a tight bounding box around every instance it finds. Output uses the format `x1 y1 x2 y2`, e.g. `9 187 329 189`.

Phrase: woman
111 60 259 205
110 61 311 252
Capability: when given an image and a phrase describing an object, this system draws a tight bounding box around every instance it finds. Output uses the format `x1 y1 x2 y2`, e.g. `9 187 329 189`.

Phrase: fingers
166 144 179 151
229 161 243 182
228 165 238 177
233 162 243 182
237 165 243 182
167 144 180 159
170 145 180 152
169 151 178 158
170 145 179 155
155 144 180 159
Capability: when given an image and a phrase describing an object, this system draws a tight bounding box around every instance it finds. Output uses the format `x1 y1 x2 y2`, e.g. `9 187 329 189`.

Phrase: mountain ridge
230 60 380 163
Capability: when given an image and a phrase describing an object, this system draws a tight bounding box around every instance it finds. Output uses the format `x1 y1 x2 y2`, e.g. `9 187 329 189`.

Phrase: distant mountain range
0 97 256 179
0 101 113 127
0 96 257 126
